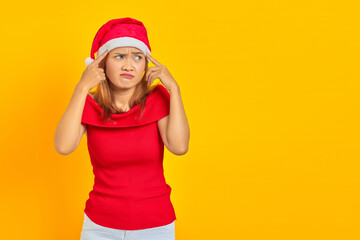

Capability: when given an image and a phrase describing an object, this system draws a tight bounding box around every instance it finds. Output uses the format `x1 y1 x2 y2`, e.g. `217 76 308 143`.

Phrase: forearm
54 84 88 155
166 83 190 153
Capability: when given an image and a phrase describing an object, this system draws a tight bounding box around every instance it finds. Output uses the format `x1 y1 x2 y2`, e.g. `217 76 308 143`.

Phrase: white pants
80 213 175 240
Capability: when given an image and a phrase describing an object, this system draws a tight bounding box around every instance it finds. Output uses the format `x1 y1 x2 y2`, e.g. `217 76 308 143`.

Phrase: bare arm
145 53 190 155
167 84 190 153
54 50 108 155
157 83 190 155
54 84 88 155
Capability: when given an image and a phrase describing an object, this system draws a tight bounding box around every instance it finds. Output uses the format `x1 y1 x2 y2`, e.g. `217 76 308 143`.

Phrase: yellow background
1 0 359 239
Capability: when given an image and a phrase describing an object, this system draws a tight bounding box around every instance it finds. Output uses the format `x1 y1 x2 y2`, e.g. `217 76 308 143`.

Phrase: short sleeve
81 84 170 128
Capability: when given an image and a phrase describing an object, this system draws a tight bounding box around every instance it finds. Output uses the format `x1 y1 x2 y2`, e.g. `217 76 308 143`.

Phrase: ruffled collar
81 84 170 128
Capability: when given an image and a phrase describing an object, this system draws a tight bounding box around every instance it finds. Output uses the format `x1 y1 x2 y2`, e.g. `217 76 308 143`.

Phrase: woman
54 17 190 240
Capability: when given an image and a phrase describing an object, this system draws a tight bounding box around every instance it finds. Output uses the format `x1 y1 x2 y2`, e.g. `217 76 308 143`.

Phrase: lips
120 74 134 79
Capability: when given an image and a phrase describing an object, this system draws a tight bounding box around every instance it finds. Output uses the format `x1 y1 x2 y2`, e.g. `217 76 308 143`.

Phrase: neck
111 86 136 110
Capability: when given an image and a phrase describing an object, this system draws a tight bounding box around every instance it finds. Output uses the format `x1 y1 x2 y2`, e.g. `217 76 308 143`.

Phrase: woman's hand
78 50 109 92
145 53 178 91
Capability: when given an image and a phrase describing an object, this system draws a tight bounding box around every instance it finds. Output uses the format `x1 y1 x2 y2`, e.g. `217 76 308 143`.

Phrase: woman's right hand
78 50 109 92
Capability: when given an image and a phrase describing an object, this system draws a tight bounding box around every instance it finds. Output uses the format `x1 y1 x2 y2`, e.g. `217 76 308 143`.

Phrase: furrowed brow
115 52 144 55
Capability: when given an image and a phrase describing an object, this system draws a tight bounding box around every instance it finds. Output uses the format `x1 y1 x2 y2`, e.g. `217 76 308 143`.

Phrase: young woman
54 17 190 240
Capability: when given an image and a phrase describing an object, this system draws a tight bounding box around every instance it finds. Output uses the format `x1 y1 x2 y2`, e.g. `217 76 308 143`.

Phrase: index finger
91 50 109 66
146 53 161 67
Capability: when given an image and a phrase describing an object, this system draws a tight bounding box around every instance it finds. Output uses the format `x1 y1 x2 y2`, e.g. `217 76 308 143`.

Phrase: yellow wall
0 0 359 239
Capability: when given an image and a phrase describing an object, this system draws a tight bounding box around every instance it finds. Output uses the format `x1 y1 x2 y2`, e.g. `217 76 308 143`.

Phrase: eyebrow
114 52 144 55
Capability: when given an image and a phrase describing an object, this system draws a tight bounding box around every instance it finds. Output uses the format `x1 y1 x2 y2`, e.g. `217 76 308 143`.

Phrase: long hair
89 53 156 123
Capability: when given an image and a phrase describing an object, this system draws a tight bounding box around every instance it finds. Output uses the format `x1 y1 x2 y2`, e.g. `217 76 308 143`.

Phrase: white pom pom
85 57 94 67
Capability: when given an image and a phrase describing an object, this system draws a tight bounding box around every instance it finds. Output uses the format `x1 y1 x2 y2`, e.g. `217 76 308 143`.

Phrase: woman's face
105 47 146 89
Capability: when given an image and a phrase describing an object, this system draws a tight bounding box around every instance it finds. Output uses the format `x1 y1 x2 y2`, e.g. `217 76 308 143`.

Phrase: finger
92 50 109 66
146 68 159 81
146 52 161 67
146 67 155 80
147 74 154 85
148 74 158 86
147 70 160 83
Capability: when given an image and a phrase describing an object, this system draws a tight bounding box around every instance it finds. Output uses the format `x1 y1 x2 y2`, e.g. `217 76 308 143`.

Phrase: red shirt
81 84 176 230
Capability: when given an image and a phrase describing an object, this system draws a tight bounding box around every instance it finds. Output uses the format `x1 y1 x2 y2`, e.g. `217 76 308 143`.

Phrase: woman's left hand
145 53 177 91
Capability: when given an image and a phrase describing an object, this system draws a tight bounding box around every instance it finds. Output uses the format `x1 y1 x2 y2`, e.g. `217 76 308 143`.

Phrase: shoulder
155 84 169 94
144 84 170 105
148 84 170 117
152 84 170 99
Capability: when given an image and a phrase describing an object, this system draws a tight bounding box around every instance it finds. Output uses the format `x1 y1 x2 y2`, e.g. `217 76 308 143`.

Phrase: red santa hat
85 17 151 66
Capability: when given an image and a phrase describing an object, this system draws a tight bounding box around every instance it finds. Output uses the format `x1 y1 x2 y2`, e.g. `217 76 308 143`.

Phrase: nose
122 58 134 71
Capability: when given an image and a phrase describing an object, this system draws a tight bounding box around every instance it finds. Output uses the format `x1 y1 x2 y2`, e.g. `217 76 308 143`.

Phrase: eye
115 55 142 60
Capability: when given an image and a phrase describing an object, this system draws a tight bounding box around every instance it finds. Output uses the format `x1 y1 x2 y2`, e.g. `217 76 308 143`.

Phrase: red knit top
80 84 176 230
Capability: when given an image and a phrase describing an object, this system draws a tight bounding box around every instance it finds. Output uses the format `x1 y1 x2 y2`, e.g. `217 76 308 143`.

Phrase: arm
157 83 190 155
54 84 88 155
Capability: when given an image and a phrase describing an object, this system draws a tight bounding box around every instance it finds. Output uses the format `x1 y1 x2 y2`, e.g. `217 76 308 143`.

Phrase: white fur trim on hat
98 37 151 57
85 57 94 67
84 37 151 67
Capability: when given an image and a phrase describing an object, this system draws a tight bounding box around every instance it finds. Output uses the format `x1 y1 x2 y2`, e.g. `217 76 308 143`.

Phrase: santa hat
85 17 151 66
